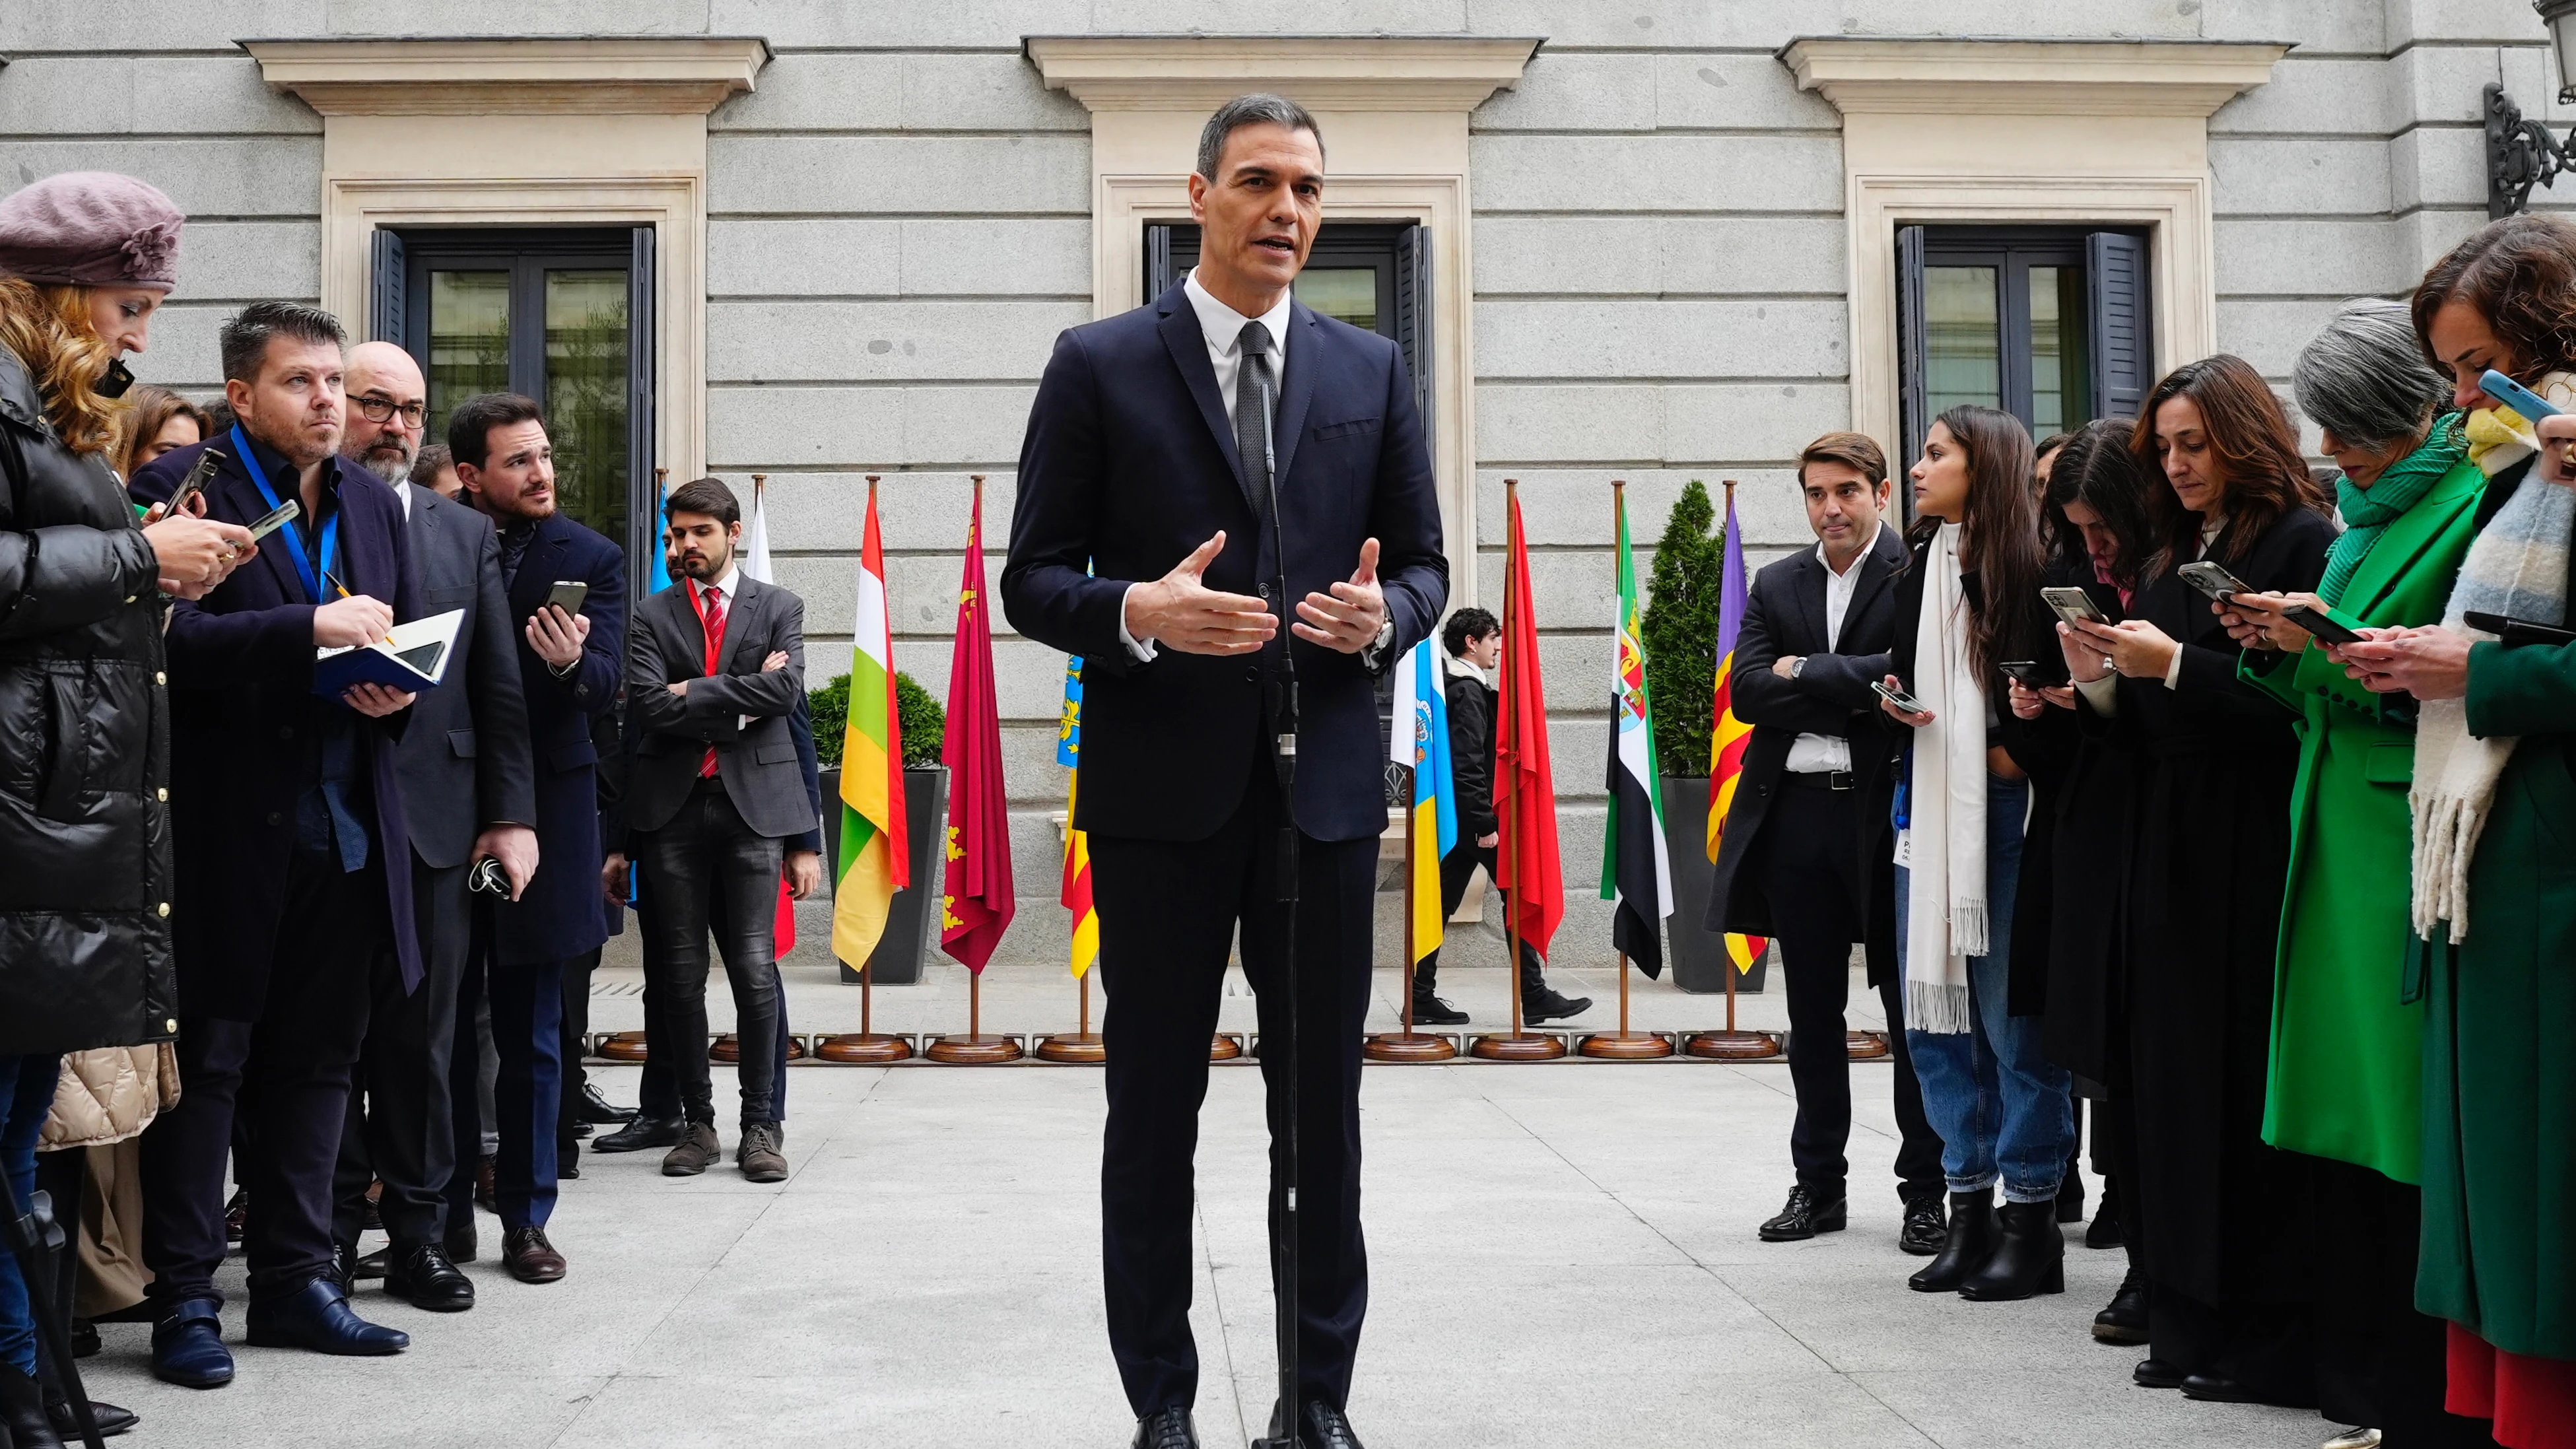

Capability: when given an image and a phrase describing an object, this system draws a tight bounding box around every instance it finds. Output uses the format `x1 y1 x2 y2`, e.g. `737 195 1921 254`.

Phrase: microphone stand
1251 359 1304 1449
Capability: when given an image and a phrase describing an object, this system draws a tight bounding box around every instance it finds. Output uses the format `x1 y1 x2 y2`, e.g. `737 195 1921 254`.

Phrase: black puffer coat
0 345 177 1054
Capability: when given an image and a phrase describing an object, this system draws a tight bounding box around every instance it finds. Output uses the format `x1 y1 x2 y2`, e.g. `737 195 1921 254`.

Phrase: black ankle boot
1907 1190 1996 1293
1 1360 65 1448
1959 1199 2066 1300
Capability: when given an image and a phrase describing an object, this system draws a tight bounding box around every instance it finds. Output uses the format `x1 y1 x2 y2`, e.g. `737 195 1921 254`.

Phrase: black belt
1782 770 1855 792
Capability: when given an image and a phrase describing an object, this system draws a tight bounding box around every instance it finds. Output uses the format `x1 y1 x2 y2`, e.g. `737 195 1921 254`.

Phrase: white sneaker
2324 1430 2381 1449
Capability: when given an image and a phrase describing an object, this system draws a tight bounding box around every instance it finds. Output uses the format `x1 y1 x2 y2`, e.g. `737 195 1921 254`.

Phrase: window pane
543 269 629 549
426 270 510 436
1924 265 2000 417
1295 267 1378 333
2029 265 2093 436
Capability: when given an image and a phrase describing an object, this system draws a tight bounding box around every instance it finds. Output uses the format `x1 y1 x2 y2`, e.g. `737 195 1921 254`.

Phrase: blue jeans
0 1055 59 1374
1897 774 2072 1203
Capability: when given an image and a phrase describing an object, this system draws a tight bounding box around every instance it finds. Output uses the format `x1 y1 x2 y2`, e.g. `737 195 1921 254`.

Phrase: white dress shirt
1784 527 1885 774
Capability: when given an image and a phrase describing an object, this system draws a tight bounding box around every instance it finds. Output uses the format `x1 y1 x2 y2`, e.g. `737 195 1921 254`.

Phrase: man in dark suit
442 392 627 1285
134 302 419 1385
622 477 807 1184
325 343 534 1312
1000 94 1446 1449
1707 432 1946 1255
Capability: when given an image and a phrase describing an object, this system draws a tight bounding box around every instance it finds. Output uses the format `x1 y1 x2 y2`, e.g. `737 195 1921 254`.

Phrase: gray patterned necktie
1236 320 1277 512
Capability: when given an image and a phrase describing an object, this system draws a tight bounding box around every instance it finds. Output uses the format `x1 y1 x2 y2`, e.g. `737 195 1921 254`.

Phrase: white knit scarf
2411 374 2576 944
1901 522 1988 1034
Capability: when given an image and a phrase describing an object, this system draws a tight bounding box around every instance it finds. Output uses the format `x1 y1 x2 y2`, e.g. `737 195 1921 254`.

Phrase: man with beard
619 477 807 1184
445 392 625 1284
327 343 534 1309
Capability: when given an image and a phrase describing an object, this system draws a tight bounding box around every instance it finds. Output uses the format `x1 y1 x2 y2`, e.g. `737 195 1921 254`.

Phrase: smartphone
244 498 300 542
2177 561 2250 603
159 446 225 519
2041 586 2106 626
2481 368 2562 421
2465 610 2576 646
543 580 590 617
1871 679 1930 716
2282 605 2364 647
1996 660 2060 687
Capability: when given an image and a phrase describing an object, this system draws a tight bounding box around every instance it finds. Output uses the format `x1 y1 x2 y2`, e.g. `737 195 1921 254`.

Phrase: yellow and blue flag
1388 636 1458 960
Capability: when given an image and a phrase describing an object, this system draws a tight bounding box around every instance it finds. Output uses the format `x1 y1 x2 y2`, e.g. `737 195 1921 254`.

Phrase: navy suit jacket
395 485 536 867
486 510 625 966
138 438 421 1018
1000 283 1446 842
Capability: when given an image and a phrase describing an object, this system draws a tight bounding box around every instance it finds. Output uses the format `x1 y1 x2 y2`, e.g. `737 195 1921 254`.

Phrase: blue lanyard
230 423 336 603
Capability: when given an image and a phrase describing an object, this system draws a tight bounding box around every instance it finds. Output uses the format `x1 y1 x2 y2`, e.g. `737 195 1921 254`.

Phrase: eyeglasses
353 393 428 427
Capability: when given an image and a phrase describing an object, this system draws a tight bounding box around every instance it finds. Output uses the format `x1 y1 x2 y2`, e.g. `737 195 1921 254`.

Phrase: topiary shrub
808 669 943 770
1639 479 1725 777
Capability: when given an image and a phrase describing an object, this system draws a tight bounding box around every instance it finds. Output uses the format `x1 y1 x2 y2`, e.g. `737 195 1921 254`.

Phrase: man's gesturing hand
1122 531 1275 656
1293 537 1389 655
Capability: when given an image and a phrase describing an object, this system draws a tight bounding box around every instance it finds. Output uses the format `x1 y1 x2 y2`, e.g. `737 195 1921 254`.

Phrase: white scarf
1901 522 1988 1034
2411 374 2576 943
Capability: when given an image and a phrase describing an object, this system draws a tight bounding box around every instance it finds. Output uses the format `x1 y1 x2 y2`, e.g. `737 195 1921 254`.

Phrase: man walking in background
1407 607 1591 1027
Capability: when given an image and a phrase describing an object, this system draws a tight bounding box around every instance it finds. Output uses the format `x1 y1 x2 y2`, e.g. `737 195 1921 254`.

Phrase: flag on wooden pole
1495 489 1564 961
1389 635 1457 962
1602 483 1672 977
830 478 908 968
939 479 1013 970
1705 483 1768 974
1058 652 1097 978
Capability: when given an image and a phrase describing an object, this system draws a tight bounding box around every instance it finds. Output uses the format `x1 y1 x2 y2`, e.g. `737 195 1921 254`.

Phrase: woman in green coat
2227 298 2491 1445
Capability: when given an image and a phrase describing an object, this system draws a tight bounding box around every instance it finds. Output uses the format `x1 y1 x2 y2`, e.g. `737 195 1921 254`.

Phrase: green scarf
2320 413 2464 607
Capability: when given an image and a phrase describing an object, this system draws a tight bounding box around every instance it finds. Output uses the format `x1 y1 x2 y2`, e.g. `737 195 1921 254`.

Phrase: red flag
939 485 1014 971
1494 489 1563 960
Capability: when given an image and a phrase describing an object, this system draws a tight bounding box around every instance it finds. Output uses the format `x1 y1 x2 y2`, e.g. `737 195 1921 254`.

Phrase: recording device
2041 586 2107 626
2480 368 2562 421
245 498 300 543
1872 679 1930 716
2465 610 2576 647
159 446 225 520
543 580 590 617
467 857 510 898
2178 561 2251 603
2281 605 2364 647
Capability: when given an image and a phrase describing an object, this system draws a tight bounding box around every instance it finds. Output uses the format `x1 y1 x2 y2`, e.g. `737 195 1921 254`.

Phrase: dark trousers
1092 771 1376 1417
1413 840 1546 997
141 850 381 1306
632 891 794 1126
2308 1155 2503 1447
557 947 599 1160
445 914 565 1233
333 854 467 1247
634 779 784 1127
1761 780 1944 1203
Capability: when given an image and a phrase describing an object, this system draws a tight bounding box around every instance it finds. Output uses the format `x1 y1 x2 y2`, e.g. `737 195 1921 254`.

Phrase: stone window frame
240 37 770 487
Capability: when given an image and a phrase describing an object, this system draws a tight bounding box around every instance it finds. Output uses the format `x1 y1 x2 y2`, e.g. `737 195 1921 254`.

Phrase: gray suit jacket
623 573 809 840
393 483 536 868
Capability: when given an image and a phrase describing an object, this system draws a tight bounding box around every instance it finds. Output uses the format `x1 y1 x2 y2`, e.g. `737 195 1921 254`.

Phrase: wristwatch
1790 656 1808 680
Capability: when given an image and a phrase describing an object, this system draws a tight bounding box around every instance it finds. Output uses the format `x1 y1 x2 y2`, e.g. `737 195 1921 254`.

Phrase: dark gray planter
1659 775 1769 995
823 764 948 986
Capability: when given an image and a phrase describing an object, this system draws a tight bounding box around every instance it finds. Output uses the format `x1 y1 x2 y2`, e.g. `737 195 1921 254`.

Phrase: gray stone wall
5 0 2572 965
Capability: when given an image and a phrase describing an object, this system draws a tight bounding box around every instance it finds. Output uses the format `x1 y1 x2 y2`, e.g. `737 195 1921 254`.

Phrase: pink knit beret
0 172 184 291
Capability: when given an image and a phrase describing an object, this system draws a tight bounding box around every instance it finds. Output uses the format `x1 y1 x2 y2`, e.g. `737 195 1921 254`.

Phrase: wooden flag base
597 1030 649 1063
1470 1030 1566 1061
926 1033 1023 1064
711 1034 807 1064
1208 1032 1242 1061
1846 1029 1891 1060
1034 1031 1104 1063
815 1032 913 1063
1578 1030 1672 1060
1364 1031 1456 1063
1682 1029 1781 1061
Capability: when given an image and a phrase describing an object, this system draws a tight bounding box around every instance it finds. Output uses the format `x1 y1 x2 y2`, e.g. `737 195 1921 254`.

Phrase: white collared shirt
1784 525 1887 774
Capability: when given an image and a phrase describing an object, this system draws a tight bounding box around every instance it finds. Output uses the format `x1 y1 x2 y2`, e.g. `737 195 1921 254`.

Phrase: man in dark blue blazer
438 393 626 1287
133 303 419 1384
1000 95 1445 1449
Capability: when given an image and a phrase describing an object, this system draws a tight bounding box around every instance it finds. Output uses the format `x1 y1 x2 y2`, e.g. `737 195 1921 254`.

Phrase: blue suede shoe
149 1298 233 1389
244 1276 408 1356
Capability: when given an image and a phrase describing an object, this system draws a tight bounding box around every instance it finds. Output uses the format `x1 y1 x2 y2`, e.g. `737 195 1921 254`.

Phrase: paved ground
79 948 2336 1448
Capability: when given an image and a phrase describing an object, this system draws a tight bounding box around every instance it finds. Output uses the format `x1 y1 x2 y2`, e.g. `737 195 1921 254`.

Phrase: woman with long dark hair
112 383 207 483
2054 354 2332 1409
1873 403 2073 1302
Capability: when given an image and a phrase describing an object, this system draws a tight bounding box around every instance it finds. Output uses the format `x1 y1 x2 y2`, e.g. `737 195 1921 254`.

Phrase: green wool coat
2249 455 2486 1184
2415 564 2576 1359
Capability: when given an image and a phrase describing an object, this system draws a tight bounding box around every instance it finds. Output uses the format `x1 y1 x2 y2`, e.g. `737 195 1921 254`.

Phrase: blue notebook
312 609 463 697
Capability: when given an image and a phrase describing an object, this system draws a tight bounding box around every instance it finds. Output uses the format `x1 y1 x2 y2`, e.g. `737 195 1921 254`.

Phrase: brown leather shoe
737 1122 788 1184
501 1227 566 1284
474 1155 498 1214
661 1122 721 1177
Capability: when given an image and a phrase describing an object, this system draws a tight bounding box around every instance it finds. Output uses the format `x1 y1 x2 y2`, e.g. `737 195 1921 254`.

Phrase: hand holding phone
2481 368 2561 422
2178 561 2251 604
543 580 590 617
2280 604 2363 648
2041 586 2106 627
1873 676 1933 725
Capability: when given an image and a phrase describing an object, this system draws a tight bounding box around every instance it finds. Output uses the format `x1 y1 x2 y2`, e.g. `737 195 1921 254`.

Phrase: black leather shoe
2093 1265 2148 1343
1409 992 1468 1026
325 1240 357 1294
2056 1176 2087 1224
46 1396 136 1438
445 1219 478 1264
576 1083 638 1125
2134 1357 2185 1389
386 1242 476 1312
1899 1193 1948 1256
592 1114 683 1153
1522 988 1592 1025
2086 1176 2124 1249
351 1245 388 1281
2179 1372 2259 1403
149 1298 232 1389
1758 1185 1847 1242
67 1318 98 1358
1907 1190 1996 1292
0 1362 61 1448
1266 1398 1366 1449
1130 1405 1198 1448
244 1275 409 1356
1958 1198 2065 1300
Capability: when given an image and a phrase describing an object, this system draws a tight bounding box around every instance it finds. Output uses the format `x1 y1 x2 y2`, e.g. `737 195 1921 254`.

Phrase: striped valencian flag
1603 487 1672 976
830 479 908 969
1705 489 1769 974
1058 654 1097 978
1388 636 1457 962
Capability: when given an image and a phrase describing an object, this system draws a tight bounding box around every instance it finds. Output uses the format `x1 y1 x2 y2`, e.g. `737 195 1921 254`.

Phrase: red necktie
697 582 727 779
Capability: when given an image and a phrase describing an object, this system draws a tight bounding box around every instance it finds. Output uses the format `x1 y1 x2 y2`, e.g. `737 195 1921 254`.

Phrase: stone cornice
1023 34 1541 112
1779 36 2290 118
240 36 770 116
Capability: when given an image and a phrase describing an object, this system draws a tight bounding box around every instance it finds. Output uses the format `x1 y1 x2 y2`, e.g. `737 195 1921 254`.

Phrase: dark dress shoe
326 1240 358 1293
352 1245 389 1281
1130 1405 1198 1448
1958 1199 2065 1300
2086 1177 2124 1249
593 1114 684 1153
559 1155 581 1180
662 1122 722 1177
503 1226 568 1283
244 1275 409 1356
572 1120 593 1139
0 1362 61 1448
474 1155 499 1215
1907 1190 1996 1292
2179 1372 2260 1403
738 1122 788 1184
68 1317 98 1358
445 1219 479 1264
47 1396 137 1438
1758 1185 1848 1242
1899 1194 1948 1256
2134 1357 2185 1389
577 1083 638 1125
1268 1398 1367 1449
386 1242 477 1311
2093 1265 2148 1343
149 1298 233 1389
2055 1178 2087 1225
1522 988 1592 1025
222 1187 247 1246
1409 992 1468 1025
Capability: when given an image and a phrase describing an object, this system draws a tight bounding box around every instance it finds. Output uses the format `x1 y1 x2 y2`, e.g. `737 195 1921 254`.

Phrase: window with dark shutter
1895 223 2155 457
369 228 405 345
2087 230 2150 424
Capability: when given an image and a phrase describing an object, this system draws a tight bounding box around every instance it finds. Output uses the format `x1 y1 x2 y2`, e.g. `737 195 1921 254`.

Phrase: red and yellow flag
830 481 907 968
1705 488 1767 973
1058 653 1097 977
939 484 1014 971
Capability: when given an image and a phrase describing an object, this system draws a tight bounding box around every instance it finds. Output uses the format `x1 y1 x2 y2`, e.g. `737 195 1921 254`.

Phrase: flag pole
1580 481 1674 1060
1473 480 1563 1061
927 474 1023 1065
1683 478 1782 1063
820 473 916 1065
1367 728 1453 1063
